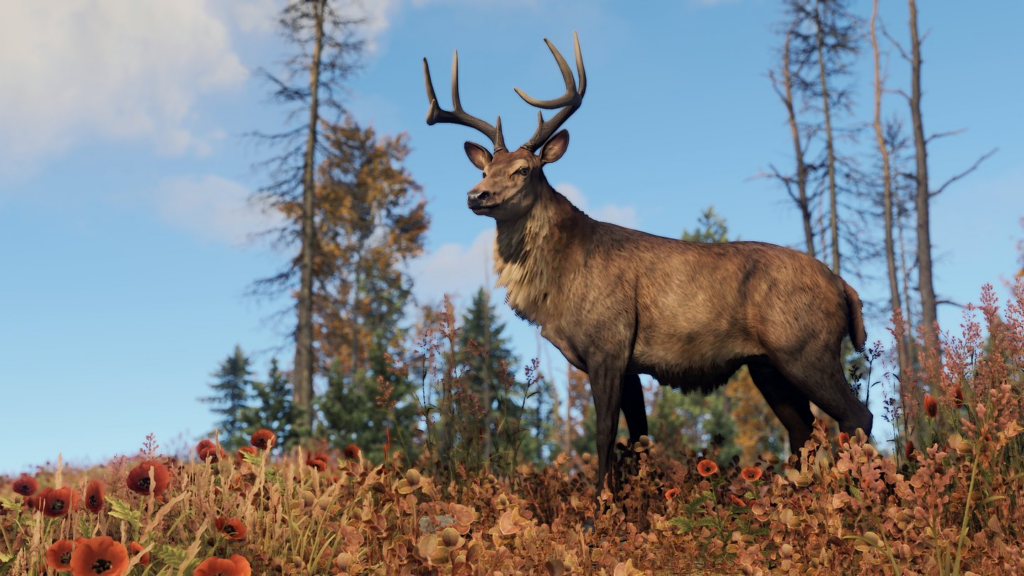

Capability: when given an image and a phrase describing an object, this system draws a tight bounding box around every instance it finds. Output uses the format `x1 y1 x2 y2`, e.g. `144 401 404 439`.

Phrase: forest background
1 0 1022 473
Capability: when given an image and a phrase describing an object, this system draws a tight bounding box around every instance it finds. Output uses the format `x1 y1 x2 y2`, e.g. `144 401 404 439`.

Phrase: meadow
3 281 1023 575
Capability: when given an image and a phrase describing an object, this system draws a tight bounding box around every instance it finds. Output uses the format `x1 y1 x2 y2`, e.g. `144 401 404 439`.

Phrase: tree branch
930 148 998 197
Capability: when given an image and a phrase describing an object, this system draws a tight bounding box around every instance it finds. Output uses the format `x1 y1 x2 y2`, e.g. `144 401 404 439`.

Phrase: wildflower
196 440 225 463
42 486 74 518
740 467 763 482
46 539 75 570
250 429 276 450
924 394 938 418
216 516 248 540
696 459 718 477
85 480 105 514
126 459 171 497
69 536 129 576
25 486 51 511
905 440 915 459
193 554 252 576
128 542 150 566
954 386 965 409
306 452 328 472
838 432 850 446
12 474 38 497
729 494 747 507
343 444 361 460
664 487 680 500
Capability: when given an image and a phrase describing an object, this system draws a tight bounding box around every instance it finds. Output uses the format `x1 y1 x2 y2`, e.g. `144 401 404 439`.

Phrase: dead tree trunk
814 0 841 275
295 0 326 433
871 0 909 378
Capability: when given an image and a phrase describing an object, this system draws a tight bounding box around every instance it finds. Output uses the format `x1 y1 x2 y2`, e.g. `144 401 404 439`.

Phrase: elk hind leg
776 352 873 441
748 362 815 454
621 373 648 444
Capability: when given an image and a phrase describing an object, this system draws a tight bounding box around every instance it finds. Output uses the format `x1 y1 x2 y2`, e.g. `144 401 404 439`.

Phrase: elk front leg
621 374 647 444
590 366 623 494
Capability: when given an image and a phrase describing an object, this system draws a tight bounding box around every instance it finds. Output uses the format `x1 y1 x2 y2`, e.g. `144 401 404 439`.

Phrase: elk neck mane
492 183 584 324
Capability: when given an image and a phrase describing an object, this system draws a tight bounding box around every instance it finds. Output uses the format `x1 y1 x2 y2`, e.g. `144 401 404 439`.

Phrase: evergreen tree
200 345 255 450
239 359 297 451
457 288 523 464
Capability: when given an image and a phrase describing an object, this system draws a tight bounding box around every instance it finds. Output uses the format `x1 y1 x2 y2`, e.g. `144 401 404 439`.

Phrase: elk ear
540 130 569 164
464 142 492 170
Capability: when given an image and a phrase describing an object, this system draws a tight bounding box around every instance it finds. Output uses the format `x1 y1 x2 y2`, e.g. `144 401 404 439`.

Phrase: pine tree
239 359 296 451
200 345 255 450
457 287 522 464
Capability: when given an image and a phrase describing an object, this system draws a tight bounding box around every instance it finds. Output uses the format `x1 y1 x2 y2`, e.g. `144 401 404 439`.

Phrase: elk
422 32 873 491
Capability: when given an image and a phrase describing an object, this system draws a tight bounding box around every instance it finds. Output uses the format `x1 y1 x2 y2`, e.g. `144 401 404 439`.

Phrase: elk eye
517 167 529 176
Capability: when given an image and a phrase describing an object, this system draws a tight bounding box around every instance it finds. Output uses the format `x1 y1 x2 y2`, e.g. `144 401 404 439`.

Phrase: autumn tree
315 119 429 458
250 0 365 437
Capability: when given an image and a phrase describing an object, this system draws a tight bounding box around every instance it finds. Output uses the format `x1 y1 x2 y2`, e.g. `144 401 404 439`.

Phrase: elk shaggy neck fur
493 183 581 325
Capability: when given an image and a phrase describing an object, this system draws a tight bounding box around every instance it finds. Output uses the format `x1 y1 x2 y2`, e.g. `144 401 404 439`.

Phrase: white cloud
227 0 397 52
554 182 638 228
157 175 284 246
411 228 496 303
0 1 248 171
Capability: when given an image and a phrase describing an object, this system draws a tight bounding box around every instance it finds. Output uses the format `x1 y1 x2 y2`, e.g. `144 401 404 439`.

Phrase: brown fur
460 134 873 490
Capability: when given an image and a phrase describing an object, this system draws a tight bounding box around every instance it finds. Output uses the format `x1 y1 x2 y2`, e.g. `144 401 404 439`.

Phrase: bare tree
767 19 818 258
870 0 909 378
250 0 364 435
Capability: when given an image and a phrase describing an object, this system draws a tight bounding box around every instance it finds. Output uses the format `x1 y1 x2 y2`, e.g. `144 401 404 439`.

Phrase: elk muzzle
467 188 495 213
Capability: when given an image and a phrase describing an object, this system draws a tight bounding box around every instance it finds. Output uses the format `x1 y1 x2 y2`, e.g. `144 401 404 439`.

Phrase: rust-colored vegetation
3 283 1024 575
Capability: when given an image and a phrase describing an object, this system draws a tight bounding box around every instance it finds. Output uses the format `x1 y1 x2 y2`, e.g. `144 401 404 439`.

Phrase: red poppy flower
837 432 850 446
69 536 129 576
740 467 763 482
215 516 248 540
664 487 680 500
126 459 171 497
923 394 938 418
953 386 965 409
24 485 50 511
343 444 361 460
42 486 74 518
12 474 38 497
307 452 329 471
197 440 225 463
46 539 75 570
905 440 915 459
193 554 252 576
250 429 276 450
696 459 719 477
129 541 150 566
85 479 105 514
729 494 747 507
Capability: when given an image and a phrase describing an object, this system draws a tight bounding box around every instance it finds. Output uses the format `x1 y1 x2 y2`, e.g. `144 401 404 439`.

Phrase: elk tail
841 278 867 352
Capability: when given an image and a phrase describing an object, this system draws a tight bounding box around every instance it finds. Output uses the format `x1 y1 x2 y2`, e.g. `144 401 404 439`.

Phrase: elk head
423 32 586 221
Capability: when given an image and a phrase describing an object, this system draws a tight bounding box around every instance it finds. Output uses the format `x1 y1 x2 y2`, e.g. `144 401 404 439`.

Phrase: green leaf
106 495 141 529
153 544 190 567
0 497 18 513
0 552 12 562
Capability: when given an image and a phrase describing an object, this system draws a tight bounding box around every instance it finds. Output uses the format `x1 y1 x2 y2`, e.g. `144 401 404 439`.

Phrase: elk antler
516 32 587 152
423 51 507 152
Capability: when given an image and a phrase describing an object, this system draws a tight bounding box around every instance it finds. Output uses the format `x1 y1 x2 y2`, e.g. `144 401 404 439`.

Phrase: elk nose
467 189 491 207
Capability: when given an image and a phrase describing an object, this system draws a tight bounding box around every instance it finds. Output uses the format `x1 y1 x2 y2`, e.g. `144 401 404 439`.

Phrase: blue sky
1 0 1021 475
